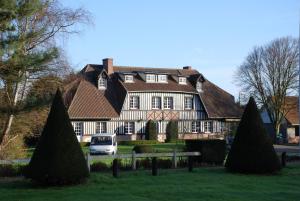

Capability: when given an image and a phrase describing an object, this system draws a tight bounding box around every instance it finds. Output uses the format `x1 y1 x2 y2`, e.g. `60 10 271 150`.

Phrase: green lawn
26 143 185 158
1 164 300 201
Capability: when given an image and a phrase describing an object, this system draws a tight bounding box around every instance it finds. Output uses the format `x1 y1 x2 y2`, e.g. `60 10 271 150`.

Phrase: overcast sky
60 0 299 98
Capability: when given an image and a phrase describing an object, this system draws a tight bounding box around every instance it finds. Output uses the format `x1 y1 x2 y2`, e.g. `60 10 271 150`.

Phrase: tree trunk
274 123 281 144
0 82 20 145
0 115 14 145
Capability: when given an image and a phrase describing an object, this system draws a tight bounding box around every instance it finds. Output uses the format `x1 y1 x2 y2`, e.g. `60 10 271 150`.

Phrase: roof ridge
113 65 196 71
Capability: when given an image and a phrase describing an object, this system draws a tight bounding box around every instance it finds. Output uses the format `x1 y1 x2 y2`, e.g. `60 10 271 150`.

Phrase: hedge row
0 164 27 177
118 140 161 146
185 139 226 165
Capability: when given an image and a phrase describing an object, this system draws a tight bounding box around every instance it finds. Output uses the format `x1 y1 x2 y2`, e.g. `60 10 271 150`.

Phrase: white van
89 133 117 155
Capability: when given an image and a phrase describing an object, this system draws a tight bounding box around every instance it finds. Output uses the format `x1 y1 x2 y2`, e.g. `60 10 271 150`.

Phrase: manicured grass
26 143 185 158
1 164 300 201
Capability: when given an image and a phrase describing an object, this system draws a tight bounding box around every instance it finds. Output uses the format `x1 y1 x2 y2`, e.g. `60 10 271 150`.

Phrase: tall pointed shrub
25 89 89 185
225 97 281 174
166 120 178 142
145 120 157 140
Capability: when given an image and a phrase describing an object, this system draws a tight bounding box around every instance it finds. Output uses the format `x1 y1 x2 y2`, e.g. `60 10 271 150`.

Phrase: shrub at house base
225 97 281 174
166 120 178 142
145 120 157 140
24 89 89 185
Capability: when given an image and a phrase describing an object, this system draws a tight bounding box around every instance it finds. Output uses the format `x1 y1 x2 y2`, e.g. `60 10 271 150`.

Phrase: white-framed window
152 96 161 109
184 97 193 110
157 74 167 83
124 122 135 134
196 81 202 92
74 122 83 136
129 96 139 109
164 97 173 109
98 76 107 90
146 74 156 82
204 121 212 133
179 77 187 85
124 75 134 83
191 121 200 133
95 122 107 134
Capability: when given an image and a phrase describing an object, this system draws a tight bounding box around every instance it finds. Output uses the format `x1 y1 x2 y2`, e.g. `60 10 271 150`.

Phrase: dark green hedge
145 120 157 140
118 140 160 145
166 120 178 142
185 139 226 164
225 97 281 174
24 90 89 185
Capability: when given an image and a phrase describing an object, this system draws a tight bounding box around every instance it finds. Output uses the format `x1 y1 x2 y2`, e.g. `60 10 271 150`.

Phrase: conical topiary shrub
225 97 281 174
145 120 157 140
25 89 89 185
165 120 178 142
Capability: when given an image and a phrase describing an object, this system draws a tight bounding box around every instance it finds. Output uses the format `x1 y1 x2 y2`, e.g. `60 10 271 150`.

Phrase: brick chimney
183 66 192 70
103 58 114 76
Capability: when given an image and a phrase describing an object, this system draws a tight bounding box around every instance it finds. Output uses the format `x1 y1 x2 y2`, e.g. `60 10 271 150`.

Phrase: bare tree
0 0 91 148
235 37 299 141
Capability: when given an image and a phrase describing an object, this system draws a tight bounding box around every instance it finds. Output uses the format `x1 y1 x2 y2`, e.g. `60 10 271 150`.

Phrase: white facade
71 91 226 142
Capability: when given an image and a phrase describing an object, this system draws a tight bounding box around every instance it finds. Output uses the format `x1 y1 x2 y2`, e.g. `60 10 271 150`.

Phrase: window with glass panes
164 97 173 109
157 74 167 82
196 81 202 92
74 122 83 136
146 74 155 82
125 75 134 83
179 77 186 84
129 96 139 109
191 121 200 133
95 122 107 134
98 76 107 89
184 97 193 110
152 96 161 109
124 122 135 134
204 121 212 133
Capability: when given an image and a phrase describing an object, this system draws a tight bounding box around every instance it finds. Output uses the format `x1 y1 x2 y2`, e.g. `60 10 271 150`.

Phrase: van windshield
91 136 112 145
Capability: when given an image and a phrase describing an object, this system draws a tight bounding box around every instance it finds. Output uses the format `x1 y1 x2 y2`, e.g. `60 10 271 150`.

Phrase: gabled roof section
67 80 119 119
200 80 242 119
68 61 242 119
113 66 199 93
284 96 299 125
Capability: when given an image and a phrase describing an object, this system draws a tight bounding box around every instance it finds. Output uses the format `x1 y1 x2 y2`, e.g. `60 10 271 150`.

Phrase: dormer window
98 75 107 90
179 77 186 85
125 75 134 83
157 74 167 83
146 74 155 82
196 81 202 92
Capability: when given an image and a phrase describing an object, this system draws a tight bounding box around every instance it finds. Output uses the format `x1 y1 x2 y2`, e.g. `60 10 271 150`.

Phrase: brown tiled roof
113 66 199 93
284 96 299 125
200 80 243 119
65 63 242 119
68 80 119 119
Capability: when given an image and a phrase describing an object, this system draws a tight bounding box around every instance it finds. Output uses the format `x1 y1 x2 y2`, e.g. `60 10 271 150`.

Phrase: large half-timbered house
64 58 242 142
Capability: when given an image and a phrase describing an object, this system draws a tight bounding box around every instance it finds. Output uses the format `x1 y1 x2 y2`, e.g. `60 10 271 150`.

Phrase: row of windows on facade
73 121 213 136
129 96 193 110
98 74 203 92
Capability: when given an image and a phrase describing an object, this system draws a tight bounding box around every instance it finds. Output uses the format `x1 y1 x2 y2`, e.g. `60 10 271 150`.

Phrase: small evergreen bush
225 97 281 174
118 140 160 145
90 162 109 172
132 145 154 153
145 120 157 140
166 120 178 142
185 140 226 164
